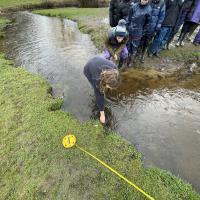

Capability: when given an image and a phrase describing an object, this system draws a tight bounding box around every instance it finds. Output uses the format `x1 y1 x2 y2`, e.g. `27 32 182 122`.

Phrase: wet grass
0 16 200 199
160 45 200 62
0 52 200 199
0 17 10 38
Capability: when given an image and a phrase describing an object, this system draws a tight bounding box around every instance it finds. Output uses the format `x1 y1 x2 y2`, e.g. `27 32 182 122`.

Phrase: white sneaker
175 42 180 47
180 41 185 46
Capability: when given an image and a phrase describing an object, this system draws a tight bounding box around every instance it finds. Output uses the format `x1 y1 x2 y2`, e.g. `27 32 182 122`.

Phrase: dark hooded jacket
162 0 183 27
118 0 134 21
109 0 121 27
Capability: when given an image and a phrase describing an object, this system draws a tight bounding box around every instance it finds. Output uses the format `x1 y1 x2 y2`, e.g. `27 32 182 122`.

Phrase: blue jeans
148 27 173 54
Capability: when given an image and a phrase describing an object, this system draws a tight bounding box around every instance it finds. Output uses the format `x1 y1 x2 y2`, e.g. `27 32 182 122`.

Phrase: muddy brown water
2 12 200 192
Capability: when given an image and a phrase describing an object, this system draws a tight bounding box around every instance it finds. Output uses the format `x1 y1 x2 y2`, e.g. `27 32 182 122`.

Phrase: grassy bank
0 55 200 200
0 0 78 10
0 0 109 11
0 16 200 199
0 17 10 38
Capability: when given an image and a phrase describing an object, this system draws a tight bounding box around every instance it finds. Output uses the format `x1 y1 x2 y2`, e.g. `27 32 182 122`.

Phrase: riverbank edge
0 1 109 12
0 13 200 200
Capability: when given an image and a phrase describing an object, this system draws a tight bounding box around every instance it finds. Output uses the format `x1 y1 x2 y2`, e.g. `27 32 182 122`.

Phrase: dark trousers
127 37 141 55
181 21 197 34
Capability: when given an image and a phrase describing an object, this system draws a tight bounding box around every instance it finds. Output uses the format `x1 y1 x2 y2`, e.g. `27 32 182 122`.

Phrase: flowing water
3 11 200 192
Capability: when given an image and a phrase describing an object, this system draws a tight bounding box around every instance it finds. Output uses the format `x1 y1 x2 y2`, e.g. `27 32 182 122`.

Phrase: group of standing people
107 0 200 67
84 0 200 123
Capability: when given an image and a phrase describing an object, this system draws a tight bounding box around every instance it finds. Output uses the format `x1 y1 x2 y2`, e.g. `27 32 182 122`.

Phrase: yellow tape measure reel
62 134 155 200
62 135 76 148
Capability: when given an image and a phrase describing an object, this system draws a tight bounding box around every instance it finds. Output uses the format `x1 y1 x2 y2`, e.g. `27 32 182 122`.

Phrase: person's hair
100 69 120 92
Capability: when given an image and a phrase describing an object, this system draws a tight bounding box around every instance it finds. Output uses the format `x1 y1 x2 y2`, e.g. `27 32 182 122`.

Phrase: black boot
140 47 147 63
126 54 132 68
118 58 124 69
140 53 145 63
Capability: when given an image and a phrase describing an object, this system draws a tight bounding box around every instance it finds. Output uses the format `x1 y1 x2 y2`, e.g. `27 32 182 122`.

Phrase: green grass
0 14 199 200
0 0 109 9
0 52 199 200
34 8 109 50
0 17 10 38
160 46 200 62
0 0 77 9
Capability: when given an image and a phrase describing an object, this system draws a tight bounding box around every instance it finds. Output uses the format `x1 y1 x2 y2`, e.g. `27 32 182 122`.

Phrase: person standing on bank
109 0 121 27
148 0 183 56
166 0 194 48
138 0 166 63
126 0 153 67
176 0 200 46
84 56 120 123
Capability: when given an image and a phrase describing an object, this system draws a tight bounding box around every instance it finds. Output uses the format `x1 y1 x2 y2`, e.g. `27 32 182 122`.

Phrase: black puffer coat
109 0 121 27
118 0 134 21
162 0 183 27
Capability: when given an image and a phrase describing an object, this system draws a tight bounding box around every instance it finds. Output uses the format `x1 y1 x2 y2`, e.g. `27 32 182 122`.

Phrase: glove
155 25 161 32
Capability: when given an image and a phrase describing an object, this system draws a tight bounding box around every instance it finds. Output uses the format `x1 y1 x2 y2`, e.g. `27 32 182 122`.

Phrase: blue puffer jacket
127 3 153 38
150 0 166 31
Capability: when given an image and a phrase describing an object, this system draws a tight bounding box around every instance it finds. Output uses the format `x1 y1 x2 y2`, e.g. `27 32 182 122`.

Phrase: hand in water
100 111 105 124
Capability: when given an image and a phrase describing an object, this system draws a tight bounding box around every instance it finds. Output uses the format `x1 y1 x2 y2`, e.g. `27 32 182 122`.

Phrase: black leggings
181 21 198 34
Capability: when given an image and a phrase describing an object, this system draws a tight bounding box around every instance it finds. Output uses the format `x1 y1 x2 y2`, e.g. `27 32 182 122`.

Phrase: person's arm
145 10 154 37
127 6 133 27
105 38 115 58
109 0 115 27
156 4 166 31
93 84 106 123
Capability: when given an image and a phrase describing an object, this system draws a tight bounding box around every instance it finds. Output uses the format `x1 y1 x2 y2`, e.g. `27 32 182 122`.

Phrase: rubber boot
140 46 147 63
127 53 136 68
126 54 132 68
118 58 124 69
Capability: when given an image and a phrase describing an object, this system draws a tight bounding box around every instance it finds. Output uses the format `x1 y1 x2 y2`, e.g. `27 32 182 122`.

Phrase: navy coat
127 3 153 38
83 56 117 111
150 0 166 31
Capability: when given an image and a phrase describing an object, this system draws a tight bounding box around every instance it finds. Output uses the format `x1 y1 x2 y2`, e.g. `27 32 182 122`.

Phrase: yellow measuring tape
62 135 155 200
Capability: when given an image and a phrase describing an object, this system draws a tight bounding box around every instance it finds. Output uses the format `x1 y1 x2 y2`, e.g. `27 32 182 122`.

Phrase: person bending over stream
84 56 120 124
